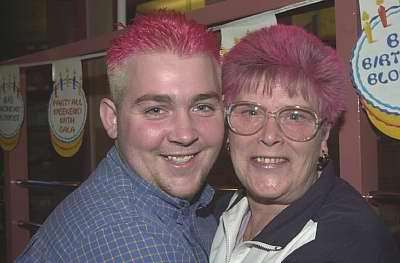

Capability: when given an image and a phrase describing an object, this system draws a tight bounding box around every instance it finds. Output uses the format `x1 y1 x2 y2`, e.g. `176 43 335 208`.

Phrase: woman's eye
286 111 308 122
249 110 258 116
289 112 301 120
241 109 259 116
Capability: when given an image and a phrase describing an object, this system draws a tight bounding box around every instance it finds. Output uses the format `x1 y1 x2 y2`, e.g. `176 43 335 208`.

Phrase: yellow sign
292 7 335 39
0 132 19 151
136 0 205 13
51 131 83 157
363 100 400 139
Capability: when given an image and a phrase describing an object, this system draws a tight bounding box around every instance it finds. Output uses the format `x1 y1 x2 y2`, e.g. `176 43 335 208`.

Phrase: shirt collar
226 162 336 247
254 161 336 246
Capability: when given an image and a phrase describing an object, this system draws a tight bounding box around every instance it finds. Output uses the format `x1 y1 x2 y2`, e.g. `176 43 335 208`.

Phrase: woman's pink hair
223 24 347 125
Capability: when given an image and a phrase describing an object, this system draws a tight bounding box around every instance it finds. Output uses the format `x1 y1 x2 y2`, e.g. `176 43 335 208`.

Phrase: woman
210 24 399 262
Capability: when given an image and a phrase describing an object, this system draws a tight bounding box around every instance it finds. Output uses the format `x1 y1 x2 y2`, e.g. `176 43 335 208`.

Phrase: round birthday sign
352 5 400 115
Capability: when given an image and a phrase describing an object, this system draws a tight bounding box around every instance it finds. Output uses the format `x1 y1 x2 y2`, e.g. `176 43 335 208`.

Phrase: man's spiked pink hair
106 10 220 106
223 24 347 125
107 10 219 69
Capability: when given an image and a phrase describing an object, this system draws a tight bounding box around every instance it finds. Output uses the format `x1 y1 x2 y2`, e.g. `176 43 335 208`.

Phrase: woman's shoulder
314 177 400 259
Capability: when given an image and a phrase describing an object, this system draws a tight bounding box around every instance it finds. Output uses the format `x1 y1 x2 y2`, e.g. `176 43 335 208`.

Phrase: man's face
101 53 224 200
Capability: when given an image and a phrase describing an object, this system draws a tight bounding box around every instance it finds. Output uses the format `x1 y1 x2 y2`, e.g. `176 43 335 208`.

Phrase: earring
317 151 330 171
226 138 230 152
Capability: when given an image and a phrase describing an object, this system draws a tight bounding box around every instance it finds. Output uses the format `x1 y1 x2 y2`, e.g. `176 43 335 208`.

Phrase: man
17 11 224 262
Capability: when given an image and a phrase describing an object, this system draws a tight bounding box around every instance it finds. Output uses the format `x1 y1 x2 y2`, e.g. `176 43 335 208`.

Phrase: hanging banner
136 0 205 13
0 65 24 151
292 6 335 40
218 11 277 55
352 0 400 139
49 58 87 157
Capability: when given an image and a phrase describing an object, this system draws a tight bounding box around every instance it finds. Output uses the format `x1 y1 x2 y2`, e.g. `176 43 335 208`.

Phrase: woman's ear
99 98 118 139
320 124 331 154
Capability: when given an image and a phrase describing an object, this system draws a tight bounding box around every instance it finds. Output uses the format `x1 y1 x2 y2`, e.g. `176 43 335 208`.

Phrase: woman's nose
167 111 199 146
258 116 283 146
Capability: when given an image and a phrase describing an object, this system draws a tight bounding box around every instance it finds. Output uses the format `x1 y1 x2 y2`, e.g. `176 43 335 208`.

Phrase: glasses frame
225 101 323 142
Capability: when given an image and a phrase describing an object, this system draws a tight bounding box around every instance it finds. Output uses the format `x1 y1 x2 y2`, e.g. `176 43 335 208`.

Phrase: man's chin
170 188 199 200
164 182 205 201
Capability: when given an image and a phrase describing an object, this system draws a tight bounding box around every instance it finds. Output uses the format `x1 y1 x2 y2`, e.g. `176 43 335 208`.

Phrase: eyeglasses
225 102 323 142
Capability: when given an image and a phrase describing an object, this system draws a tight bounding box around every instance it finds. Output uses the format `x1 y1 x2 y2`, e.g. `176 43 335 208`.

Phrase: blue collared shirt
17 146 217 262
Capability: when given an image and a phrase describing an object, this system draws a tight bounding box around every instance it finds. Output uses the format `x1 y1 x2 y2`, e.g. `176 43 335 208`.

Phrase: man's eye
193 104 215 113
143 107 167 117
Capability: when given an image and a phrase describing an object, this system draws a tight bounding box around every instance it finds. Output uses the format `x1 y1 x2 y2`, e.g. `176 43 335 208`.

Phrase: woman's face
228 84 329 205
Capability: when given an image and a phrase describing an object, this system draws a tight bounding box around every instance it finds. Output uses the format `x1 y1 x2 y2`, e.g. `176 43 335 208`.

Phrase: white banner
0 65 24 151
50 58 87 157
218 11 277 54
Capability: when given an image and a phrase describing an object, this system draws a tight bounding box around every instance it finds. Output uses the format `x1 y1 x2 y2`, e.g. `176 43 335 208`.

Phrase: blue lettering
362 57 372 70
388 69 399 81
367 69 400 85
378 72 389 84
379 54 391 66
368 73 378 85
391 51 400 64
387 33 400 48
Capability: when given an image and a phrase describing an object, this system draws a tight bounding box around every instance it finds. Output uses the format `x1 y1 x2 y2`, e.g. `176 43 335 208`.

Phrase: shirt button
181 208 189 217
176 213 184 225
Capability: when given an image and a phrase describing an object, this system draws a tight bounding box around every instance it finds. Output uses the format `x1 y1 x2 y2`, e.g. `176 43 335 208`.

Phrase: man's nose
167 111 199 146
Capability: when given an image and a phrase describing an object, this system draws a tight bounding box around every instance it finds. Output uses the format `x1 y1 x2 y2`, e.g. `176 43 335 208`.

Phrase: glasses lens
228 104 265 135
278 108 318 141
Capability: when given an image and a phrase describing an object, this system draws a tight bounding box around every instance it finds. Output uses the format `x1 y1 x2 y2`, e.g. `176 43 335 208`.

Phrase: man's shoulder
18 168 145 253
16 197 178 262
17 217 194 262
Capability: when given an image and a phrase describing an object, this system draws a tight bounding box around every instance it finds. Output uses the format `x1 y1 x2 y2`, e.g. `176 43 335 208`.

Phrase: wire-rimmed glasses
225 102 323 142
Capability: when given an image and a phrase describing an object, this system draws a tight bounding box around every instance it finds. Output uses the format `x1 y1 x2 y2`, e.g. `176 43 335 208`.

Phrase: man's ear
99 98 118 139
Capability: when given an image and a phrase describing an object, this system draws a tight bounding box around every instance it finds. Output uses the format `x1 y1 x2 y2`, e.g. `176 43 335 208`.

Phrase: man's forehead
134 92 221 104
129 52 217 65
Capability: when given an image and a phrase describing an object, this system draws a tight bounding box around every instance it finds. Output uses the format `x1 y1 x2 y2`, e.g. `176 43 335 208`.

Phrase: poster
0 65 24 151
49 58 87 157
352 0 400 139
